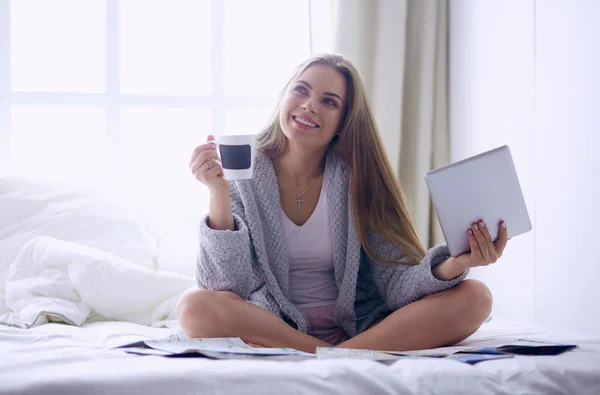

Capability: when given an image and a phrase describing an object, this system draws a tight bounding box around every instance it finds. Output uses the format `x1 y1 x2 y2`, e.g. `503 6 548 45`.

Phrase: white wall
449 0 600 335
449 0 537 325
533 0 600 334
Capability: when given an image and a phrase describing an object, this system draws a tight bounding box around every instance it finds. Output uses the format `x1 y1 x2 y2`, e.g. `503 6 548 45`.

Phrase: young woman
178 53 506 353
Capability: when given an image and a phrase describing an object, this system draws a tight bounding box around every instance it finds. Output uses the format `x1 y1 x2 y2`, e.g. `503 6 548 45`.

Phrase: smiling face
278 64 347 152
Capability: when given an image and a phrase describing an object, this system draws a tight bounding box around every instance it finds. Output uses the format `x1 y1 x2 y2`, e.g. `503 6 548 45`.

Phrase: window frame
0 0 279 178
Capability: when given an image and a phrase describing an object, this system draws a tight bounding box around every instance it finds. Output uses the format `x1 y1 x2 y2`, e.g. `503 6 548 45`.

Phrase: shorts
301 305 351 346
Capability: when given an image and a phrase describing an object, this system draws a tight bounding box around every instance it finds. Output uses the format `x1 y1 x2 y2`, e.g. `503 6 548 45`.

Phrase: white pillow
0 177 159 314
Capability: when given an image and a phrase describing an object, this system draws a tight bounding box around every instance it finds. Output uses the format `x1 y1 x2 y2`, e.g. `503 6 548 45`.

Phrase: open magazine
115 337 577 364
115 337 317 361
317 339 577 364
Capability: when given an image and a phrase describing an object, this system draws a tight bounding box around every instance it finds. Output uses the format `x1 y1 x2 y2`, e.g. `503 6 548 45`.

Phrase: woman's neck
274 147 326 188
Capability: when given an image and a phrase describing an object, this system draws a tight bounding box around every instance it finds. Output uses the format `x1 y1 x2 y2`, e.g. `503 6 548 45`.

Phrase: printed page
144 337 313 356
445 353 514 364
384 345 478 357
316 348 408 361
509 339 575 347
144 337 250 353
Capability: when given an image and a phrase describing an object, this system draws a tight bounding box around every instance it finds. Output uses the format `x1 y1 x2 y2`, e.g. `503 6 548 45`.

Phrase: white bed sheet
1 318 599 395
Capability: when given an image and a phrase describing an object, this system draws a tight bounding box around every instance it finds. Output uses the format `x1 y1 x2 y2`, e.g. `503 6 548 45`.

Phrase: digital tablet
424 145 532 257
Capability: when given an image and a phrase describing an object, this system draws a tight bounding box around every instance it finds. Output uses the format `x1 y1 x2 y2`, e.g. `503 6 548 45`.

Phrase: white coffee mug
210 134 257 180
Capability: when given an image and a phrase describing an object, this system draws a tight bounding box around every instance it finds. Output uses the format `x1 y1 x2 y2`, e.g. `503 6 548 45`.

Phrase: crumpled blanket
0 236 195 328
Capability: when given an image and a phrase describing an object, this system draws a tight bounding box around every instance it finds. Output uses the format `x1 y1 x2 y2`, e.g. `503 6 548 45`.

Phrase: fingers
189 135 229 190
465 219 511 268
191 151 224 187
190 147 219 175
471 221 490 263
478 220 499 263
494 221 509 256
467 229 482 262
193 158 223 180
189 139 218 168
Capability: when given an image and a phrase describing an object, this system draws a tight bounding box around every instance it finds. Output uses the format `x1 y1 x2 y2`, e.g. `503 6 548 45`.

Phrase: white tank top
281 185 339 308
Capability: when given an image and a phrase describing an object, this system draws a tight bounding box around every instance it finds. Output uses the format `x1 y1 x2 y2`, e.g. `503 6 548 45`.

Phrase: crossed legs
176 279 492 353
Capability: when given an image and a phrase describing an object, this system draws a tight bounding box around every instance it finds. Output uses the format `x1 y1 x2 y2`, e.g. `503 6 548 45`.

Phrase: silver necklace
275 168 318 208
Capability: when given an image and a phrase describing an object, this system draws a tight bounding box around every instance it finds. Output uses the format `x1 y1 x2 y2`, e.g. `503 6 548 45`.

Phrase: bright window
10 106 106 178
119 0 212 96
0 0 332 214
11 0 106 93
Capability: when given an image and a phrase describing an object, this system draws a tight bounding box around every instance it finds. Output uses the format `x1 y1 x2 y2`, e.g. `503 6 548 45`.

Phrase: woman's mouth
292 115 320 129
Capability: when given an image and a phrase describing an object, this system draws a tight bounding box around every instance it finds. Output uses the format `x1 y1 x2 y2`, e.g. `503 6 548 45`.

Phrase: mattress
1 317 599 395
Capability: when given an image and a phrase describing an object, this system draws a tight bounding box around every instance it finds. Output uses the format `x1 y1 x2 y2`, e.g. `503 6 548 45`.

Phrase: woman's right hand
189 135 229 192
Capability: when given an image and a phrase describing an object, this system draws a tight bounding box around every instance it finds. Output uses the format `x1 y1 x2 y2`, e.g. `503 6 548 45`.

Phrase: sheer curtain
332 0 450 247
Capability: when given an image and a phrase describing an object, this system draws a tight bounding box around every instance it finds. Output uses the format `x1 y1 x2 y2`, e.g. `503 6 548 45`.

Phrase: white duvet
0 236 194 328
2 318 600 395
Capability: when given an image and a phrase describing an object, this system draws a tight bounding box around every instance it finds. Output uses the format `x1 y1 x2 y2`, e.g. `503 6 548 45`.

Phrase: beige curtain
332 0 449 248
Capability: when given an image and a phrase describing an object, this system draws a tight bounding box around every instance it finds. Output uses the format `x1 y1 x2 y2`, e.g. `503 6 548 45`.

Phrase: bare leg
176 289 331 353
336 279 493 351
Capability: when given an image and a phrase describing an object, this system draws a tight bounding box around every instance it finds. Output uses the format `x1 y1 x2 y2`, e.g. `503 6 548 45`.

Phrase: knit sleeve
367 234 469 311
195 181 254 299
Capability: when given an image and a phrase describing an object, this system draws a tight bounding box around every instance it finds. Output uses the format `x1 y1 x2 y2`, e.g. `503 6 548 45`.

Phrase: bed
2 317 600 395
1 178 599 395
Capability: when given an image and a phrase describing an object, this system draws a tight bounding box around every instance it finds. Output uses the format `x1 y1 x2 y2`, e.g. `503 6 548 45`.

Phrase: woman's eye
294 86 308 94
323 98 338 107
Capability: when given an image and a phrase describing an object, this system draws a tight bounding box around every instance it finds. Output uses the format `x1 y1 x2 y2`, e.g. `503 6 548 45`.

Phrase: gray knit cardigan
196 149 468 337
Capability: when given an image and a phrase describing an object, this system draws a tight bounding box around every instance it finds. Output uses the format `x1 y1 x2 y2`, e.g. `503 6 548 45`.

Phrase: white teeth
294 116 317 128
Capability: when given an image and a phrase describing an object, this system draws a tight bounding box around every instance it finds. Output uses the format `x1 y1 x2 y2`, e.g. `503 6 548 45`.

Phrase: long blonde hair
257 53 426 265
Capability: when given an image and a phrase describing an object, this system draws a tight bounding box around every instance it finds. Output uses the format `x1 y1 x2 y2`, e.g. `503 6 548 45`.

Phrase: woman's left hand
453 219 510 270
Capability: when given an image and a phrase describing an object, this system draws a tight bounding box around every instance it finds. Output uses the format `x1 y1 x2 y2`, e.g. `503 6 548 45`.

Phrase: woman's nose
301 99 317 113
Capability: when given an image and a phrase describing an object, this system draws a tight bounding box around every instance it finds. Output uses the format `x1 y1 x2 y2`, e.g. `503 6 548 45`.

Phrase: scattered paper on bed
316 338 577 363
115 336 577 362
124 348 174 356
144 337 250 353
385 345 478 357
444 353 514 364
502 339 573 347
120 337 315 356
316 347 410 361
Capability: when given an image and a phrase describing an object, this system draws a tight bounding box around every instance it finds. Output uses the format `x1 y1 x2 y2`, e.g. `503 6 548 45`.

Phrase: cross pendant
296 195 303 207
